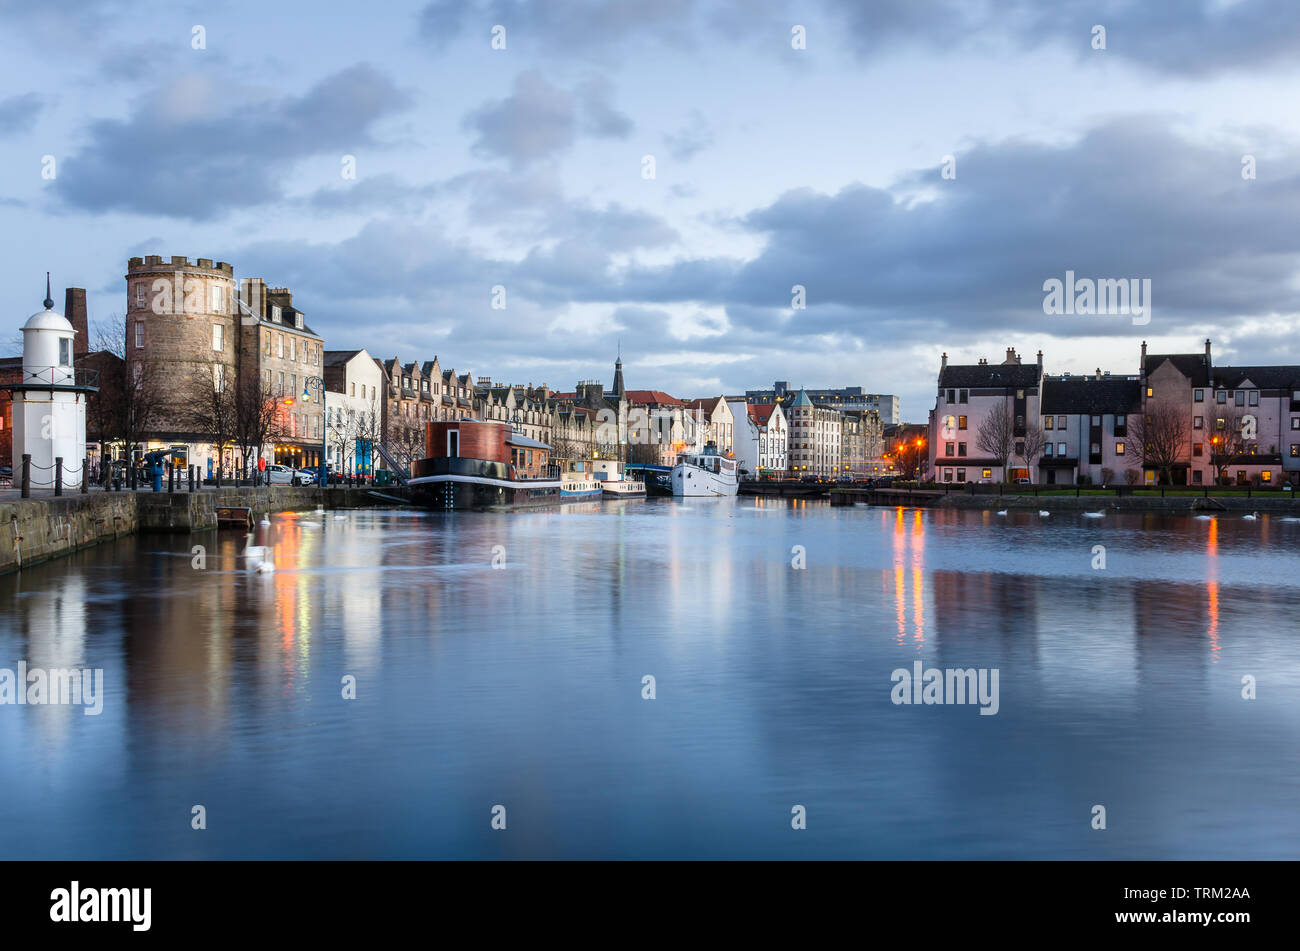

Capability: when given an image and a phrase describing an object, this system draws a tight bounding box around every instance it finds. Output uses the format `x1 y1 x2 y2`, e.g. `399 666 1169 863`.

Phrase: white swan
1243 512 1259 521
995 509 1008 516
1038 510 1050 517
242 532 273 572
1194 514 1215 520
1082 511 1104 518
259 517 270 527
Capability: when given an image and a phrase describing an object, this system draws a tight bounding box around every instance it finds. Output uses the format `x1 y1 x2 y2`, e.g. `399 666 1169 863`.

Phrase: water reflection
0 501 1297 859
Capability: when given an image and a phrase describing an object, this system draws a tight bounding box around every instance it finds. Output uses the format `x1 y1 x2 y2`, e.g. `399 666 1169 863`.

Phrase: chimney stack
941 352 948 369
1205 338 1212 364
64 288 89 356
1037 349 1043 369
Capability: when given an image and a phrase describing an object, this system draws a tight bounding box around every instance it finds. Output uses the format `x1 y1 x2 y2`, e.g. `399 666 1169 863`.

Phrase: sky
2 0 1300 420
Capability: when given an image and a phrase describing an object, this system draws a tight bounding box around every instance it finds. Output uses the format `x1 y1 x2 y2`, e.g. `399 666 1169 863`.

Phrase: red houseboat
410 419 564 509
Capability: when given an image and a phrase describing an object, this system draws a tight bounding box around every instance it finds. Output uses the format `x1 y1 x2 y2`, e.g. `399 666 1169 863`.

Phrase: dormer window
295 313 303 329
271 306 282 323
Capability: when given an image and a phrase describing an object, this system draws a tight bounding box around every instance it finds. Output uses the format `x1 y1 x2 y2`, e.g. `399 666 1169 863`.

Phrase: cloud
55 65 411 220
662 109 713 161
819 0 1300 76
462 71 631 167
0 93 43 134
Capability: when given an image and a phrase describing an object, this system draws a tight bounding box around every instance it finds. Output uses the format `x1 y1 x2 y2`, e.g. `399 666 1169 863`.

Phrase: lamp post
303 376 326 487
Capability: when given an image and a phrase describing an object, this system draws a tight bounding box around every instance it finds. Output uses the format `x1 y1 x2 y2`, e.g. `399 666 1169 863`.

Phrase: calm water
1 500 1297 859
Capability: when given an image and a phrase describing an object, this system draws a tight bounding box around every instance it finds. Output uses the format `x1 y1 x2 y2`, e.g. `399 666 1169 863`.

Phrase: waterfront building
928 348 1043 483
624 389 689 466
1207 363 1299 486
787 388 843 477
1037 371 1142 485
726 399 789 476
323 349 384 478
746 381 899 426
683 396 735 454
841 408 884 478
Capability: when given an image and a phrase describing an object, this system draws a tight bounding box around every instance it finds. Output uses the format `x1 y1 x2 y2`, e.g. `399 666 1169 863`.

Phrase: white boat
671 442 738 497
560 468 603 501
593 460 646 498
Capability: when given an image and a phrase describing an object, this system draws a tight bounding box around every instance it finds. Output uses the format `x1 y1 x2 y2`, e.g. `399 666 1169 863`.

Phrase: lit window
1147 387 1154 397
1194 416 1203 429
1116 442 1125 455
1044 416 1053 430
1262 470 1272 482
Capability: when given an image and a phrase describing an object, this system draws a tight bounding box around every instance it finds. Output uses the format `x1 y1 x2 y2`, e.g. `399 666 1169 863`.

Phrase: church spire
612 345 625 398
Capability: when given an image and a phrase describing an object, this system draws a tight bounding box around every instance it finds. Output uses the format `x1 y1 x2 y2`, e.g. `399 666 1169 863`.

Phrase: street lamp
302 376 326 486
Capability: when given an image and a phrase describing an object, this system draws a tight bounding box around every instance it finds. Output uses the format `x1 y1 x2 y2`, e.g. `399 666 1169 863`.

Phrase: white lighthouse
11 276 95 490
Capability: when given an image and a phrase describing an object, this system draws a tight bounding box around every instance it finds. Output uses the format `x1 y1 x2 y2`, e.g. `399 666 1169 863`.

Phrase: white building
12 283 94 489
727 398 787 475
323 348 384 477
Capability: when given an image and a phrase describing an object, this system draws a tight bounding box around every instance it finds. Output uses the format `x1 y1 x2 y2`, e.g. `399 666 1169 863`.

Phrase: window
351 383 355 397
1044 416 1053 430
956 468 966 482
1058 417 1067 431
982 468 992 479
1015 441 1025 455
1090 442 1100 455
134 322 144 348
1262 470 1272 483
1216 417 1225 430
959 390 968 403
1115 414 1127 435
295 313 303 329
1192 470 1203 484
1057 442 1066 456
1292 418 1300 430
211 286 223 312
133 362 142 384
1291 445 1299 458
290 337 296 361
946 389 955 403
1194 416 1203 430
1116 442 1125 455
422 380 429 392
1193 443 1203 457
944 468 953 482
958 443 966 456
1044 443 1054 457
1194 389 1204 402
1235 391 1245 406
212 325 224 351
1147 387 1153 397
271 306 282 323
1249 391 1259 406
212 363 225 393
1091 414 1101 426
278 371 284 394
58 337 72 366
277 334 284 358
1216 391 1227 404
135 284 146 306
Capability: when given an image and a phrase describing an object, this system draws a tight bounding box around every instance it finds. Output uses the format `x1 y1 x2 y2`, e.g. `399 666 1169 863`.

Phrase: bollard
189 465 196 492
168 462 176 493
21 454 30 498
82 456 89 494
55 457 63 496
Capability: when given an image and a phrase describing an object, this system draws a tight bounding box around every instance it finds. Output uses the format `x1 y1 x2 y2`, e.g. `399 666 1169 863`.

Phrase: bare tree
177 356 237 486
387 421 424 476
88 314 167 479
1209 406 1248 485
975 402 1016 480
1018 421 1046 483
234 376 287 482
1130 401 1189 485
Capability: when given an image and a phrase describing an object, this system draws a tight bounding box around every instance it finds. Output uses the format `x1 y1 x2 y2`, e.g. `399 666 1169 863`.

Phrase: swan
995 509 1008 516
1038 510 1050 517
1278 516 1300 522
242 533 272 571
259 517 270 527
1082 511 1104 518
1243 512 1259 521
1193 514 1215 520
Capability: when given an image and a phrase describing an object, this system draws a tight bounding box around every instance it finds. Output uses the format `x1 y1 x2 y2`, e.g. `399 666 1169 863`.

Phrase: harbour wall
0 486 412 574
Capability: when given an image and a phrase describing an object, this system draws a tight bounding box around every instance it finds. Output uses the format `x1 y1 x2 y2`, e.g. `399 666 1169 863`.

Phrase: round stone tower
125 255 238 433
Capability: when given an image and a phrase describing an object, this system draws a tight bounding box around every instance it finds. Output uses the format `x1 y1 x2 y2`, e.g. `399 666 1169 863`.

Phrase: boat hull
671 464 739 497
601 481 646 498
409 473 563 510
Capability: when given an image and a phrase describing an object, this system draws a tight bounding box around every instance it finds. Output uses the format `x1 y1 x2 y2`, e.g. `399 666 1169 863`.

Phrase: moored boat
593 460 646 498
671 441 738 497
409 420 563 510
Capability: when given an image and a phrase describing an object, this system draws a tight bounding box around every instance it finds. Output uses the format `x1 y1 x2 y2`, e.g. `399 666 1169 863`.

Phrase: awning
506 431 552 451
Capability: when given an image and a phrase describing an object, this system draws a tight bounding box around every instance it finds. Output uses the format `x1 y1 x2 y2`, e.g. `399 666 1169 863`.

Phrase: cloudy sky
3 0 1299 418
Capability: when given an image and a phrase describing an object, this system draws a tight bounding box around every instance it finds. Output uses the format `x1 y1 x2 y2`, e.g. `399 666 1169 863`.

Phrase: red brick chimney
64 287 89 356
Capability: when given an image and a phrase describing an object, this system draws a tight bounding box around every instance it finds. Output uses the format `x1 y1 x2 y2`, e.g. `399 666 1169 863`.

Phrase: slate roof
1211 365 1300 390
1040 377 1142 415
323 349 360 367
1144 353 1210 386
938 364 1040 388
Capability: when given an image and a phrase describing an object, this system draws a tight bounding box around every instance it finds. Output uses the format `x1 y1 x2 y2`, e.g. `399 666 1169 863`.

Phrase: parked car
799 474 820 483
1015 478 1032 485
265 464 296 485
295 468 319 485
874 476 895 488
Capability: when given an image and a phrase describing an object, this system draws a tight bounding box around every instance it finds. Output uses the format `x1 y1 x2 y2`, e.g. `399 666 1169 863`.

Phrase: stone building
787 388 843 477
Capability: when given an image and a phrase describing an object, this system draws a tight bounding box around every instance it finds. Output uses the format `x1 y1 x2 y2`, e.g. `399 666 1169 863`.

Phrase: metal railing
11 366 100 389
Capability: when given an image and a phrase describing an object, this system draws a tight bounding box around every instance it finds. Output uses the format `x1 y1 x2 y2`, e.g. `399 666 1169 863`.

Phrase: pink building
929 348 1042 483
